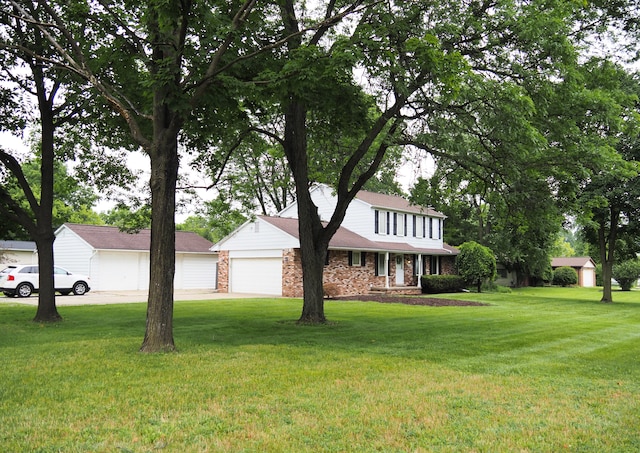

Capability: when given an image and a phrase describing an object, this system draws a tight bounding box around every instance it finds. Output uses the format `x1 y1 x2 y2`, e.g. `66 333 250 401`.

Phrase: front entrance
395 255 404 286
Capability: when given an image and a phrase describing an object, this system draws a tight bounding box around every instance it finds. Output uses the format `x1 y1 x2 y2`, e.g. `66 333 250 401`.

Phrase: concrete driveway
0 289 272 306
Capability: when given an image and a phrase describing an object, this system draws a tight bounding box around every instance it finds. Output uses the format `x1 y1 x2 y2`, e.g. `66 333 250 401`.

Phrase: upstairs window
397 213 405 236
375 210 389 235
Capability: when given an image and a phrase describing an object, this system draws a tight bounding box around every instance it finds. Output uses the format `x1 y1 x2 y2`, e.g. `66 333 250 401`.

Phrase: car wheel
16 283 33 298
72 281 88 295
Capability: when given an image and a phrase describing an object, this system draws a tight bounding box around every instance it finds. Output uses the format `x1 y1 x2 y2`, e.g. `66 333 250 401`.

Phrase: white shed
0 240 37 266
54 224 217 291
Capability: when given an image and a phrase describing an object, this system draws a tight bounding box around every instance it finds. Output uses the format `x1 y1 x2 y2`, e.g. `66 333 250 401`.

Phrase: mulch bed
333 294 488 307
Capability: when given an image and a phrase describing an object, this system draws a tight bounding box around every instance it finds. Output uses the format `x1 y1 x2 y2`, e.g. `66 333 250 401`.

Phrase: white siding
0 250 37 266
53 227 95 275
217 218 298 251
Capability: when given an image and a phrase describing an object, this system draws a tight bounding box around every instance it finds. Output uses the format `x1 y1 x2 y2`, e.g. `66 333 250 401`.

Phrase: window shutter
325 250 330 266
412 215 417 237
374 253 379 276
374 210 379 234
362 252 367 266
393 213 397 235
348 251 353 266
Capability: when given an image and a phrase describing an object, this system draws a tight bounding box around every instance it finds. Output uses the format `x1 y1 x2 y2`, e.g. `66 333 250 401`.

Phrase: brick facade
217 250 229 292
218 248 456 297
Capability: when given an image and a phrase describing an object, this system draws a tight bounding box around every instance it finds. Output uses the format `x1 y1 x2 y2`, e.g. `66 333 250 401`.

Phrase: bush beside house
421 275 466 294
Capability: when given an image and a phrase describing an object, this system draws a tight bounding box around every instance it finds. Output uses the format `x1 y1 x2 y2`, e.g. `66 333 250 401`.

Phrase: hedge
421 275 466 294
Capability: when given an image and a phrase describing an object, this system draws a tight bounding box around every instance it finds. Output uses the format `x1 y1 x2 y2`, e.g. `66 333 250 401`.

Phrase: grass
1 287 639 452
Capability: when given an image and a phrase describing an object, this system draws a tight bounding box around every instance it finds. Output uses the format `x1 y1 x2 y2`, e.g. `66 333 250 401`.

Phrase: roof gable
59 224 213 253
355 190 444 217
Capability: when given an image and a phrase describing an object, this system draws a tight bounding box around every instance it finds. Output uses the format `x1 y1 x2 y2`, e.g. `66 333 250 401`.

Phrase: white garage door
582 269 595 287
230 258 282 296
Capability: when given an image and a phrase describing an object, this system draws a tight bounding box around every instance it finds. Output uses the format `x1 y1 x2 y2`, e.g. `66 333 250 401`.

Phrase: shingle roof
259 216 458 255
551 257 595 268
0 240 36 251
61 224 214 253
355 190 445 217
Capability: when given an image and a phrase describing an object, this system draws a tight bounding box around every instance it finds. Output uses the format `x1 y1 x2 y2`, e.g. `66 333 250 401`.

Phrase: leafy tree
100 204 151 233
0 6 105 321
4 0 314 350
176 195 246 243
456 241 496 293
574 64 640 302
612 259 640 291
553 266 578 287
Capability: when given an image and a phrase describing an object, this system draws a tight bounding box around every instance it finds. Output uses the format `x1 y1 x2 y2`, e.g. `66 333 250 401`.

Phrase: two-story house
212 184 458 297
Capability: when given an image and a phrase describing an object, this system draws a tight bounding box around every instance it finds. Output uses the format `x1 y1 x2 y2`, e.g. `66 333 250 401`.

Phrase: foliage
553 266 578 287
612 259 640 291
100 203 151 233
420 274 465 294
176 195 247 243
455 241 497 292
1 288 640 451
572 62 640 302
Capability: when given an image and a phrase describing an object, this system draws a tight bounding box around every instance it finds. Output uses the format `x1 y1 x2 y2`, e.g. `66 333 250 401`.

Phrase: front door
395 255 404 286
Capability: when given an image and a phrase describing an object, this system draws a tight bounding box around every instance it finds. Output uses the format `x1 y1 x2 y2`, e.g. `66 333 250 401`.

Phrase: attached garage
229 257 282 296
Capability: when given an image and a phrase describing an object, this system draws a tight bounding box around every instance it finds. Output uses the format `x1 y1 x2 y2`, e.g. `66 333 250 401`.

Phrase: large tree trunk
33 105 60 322
282 95 329 323
140 139 179 352
296 187 329 324
33 234 60 322
599 211 618 303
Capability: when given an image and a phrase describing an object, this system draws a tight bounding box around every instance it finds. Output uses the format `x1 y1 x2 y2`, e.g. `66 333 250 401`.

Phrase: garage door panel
230 258 282 295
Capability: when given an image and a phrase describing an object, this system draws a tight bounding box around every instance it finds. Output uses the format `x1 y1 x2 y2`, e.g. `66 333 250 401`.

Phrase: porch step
369 286 422 296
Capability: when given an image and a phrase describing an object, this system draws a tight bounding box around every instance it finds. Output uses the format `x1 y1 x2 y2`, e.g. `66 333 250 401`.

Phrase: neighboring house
0 240 37 266
212 184 458 297
551 257 597 287
54 224 217 291
495 264 518 288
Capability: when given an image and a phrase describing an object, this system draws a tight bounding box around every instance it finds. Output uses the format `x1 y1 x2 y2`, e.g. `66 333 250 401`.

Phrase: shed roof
259 216 458 255
0 240 36 251
551 257 596 268
60 224 214 253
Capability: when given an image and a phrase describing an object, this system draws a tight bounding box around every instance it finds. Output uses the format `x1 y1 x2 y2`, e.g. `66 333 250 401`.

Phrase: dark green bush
612 260 640 291
553 266 578 287
421 275 466 294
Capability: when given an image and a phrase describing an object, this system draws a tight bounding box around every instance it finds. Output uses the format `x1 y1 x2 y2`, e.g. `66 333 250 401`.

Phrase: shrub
421 275 466 294
455 241 496 293
612 260 640 291
553 266 578 287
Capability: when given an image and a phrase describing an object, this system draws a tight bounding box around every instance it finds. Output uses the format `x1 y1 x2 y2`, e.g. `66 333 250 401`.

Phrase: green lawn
1 287 639 452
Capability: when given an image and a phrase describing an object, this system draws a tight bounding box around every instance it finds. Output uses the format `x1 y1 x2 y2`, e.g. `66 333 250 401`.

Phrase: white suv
0 265 91 298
